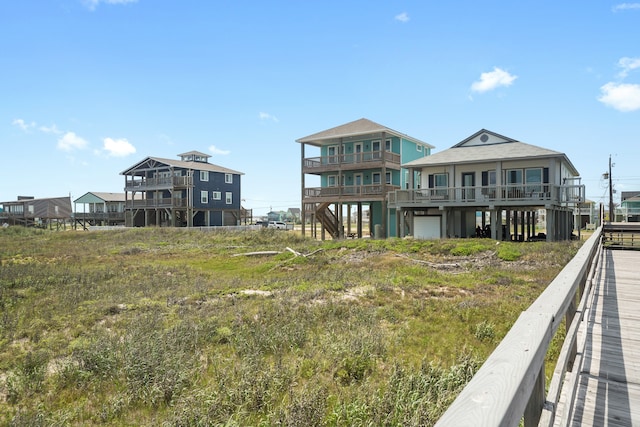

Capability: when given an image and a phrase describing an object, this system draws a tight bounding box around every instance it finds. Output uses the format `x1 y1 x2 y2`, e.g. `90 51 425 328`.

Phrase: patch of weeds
334 354 373 385
474 320 496 342
496 243 522 261
6 349 50 403
450 240 493 256
272 383 328 427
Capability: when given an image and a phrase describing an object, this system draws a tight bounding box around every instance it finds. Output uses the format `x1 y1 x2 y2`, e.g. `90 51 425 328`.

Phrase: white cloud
82 0 138 11
57 132 88 151
259 112 279 122
617 57 640 78
12 118 35 132
209 145 231 156
102 137 136 157
471 67 518 93
39 124 62 134
598 82 640 112
613 3 640 11
395 12 410 23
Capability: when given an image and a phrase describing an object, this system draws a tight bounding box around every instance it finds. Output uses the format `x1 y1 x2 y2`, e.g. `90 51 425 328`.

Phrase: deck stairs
310 202 340 239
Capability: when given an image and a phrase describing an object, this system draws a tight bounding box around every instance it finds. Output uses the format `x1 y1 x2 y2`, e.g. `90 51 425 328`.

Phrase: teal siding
388 209 397 237
400 138 430 189
320 136 402 156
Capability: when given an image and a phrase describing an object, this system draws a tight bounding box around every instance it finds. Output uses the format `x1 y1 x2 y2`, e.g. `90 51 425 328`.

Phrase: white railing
389 184 585 207
435 227 602 427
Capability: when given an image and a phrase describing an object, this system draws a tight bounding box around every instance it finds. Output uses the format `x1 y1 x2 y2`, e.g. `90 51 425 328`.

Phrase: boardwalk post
524 364 545 427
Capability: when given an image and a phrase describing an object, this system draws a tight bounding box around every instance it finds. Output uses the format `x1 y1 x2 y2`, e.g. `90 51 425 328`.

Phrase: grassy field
0 227 582 426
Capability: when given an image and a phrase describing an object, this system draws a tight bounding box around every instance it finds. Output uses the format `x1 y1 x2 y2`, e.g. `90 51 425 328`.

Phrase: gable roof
403 129 579 175
74 192 142 204
121 156 243 176
296 118 434 148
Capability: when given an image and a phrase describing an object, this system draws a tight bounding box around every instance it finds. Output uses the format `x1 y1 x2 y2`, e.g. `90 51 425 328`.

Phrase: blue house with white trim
121 150 244 227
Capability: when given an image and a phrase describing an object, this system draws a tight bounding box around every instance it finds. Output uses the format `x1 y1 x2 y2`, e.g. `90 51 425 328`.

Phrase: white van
268 221 287 230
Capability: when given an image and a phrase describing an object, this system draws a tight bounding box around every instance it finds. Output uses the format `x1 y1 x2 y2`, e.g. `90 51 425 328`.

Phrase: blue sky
2 0 639 216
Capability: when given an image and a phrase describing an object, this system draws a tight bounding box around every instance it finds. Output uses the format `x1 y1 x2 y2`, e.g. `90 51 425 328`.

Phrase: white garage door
414 216 441 239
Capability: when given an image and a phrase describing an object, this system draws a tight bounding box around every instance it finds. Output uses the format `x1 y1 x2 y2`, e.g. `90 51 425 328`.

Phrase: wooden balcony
388 184 585 208
303 184 400 203
303 152 401 174
124 176 193 191
125 198 189 209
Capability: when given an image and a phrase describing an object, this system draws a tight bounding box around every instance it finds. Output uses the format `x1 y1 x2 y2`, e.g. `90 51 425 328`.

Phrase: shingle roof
121 156 243 175
296 118 434 148
88 192 128 202
403 129 579 175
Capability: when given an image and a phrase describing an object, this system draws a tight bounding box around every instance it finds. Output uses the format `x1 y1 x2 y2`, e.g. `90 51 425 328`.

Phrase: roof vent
480 133 489 143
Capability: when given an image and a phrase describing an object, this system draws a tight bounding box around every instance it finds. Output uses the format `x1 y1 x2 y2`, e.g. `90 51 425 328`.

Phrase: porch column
546 209 554 242
491 209 500 241
301 142 306 236
357 202 363 238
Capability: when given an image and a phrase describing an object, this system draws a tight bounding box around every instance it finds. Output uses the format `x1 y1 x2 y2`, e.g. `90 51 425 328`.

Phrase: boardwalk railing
436 227 603 427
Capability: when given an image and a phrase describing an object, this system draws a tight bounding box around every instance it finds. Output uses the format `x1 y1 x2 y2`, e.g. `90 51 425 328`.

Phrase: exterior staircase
312 202 340 239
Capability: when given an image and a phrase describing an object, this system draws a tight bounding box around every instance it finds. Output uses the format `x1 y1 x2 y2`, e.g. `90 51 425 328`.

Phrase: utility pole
609 154 614 223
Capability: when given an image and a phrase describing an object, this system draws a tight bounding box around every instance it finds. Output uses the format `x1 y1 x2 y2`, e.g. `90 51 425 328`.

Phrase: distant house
575 199 598 229
73 192 139 228
267 211 286 222
388 129 585 241
121 150 244 227
0 196 72 228
297 118 433 239
620 191 640 222
287 207 301 223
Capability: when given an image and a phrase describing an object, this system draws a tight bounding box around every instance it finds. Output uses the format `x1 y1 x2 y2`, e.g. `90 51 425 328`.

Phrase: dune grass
0 227 581 426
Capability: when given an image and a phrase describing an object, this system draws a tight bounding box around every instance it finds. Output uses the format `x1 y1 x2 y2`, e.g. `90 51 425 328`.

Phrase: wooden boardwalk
557 249 640 426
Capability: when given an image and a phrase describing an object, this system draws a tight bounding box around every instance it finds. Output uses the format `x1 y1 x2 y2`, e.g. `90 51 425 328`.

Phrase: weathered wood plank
560 249 640 427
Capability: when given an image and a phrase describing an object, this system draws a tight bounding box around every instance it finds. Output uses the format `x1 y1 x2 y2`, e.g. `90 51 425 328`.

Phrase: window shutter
428 174 434 189
543 168 549 183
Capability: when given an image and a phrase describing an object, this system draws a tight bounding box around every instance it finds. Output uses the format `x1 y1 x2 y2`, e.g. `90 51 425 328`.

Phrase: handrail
435 227 602 427
389 184 585 207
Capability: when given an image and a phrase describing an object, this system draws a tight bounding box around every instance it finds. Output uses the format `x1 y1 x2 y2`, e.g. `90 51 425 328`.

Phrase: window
506 169 523 185
372 172 381 185
225 192 233 204
201 191 208 204
327 145 338 164
327 175 337 187
428 173 449 197
200 171 209 182
481 170 497 198
212 191 221 200
372 140 380 151
385 139 391 152
417 145 423 151
225 173 233 184
386 171 392 184
506 169 523 198
525 168 543 193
